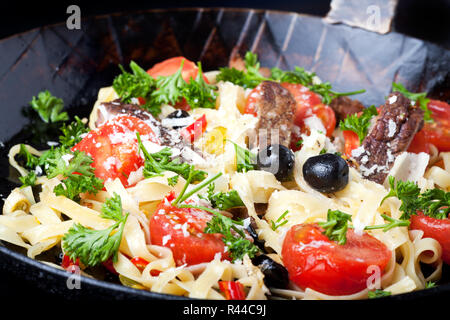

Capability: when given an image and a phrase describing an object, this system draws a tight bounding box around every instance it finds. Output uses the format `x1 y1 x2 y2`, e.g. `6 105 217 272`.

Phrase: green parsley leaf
19 171 37 188
425 281 437 289
30 90 69 123
46 149 104 202
200 183 245 211
150 60 187 107
381 176 450 220
59 116 89 148
62 193 128 267
339 105 378 143
271 210 289 231
364 214 410 232
417 188 450 220
113 61 157 114
271 66 315 85
368 289 391 299
184 204 260 261
392 82 433 122
167 175 179 187
18 144 40 169
271 66 365 105
318 209 352 245
182 62 217 109
136 132 207 183
320 207 411 245
216 52 269 89
227 140 256 173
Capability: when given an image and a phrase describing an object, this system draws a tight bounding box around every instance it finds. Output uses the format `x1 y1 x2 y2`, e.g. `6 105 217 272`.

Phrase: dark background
0 0 449 302
0 0 449 48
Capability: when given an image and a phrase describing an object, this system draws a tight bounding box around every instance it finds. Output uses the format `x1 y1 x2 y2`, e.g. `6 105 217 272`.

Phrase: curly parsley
382 176 450 220
62 193 129 267
30 90 69 123
339 105 378 143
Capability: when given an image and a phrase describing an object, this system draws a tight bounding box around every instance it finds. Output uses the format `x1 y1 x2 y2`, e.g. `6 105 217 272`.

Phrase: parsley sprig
62 193 129 267
216 51 365 103
339 105 378 143
113 60 217 116
392 82 433 122
271 210 289 231
318 210 352 245
203 207 260 261
381 176 450 220
178 203 259 261
199 183 245 211
30 90 69 123
136 132 207 182
319 209 410 245
17 113 102 199
46 149 104 202
181 62 217 109
113 61 158 114
59 116 89 148
216 52 269 89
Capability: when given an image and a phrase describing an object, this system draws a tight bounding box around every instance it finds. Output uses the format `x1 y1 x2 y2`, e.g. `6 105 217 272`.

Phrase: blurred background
0 0 449 48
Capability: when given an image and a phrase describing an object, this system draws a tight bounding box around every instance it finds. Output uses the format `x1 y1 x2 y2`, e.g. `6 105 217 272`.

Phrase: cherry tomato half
150 195 230 266
73 115 158 187
282 224 391 296
409 99 450 153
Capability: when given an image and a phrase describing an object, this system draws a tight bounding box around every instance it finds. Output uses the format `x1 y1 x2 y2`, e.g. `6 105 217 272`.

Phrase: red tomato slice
281 224 391 296
410 213 450 265
281 83 336 136
342 130 360 158
72 115 158 188
150 196 230 266
147 57 199 83
408 99 450 153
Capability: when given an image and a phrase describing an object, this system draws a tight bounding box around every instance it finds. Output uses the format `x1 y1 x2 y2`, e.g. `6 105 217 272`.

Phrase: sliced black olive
256 144 295 181
166 110 190 129
302 153 349 193
251 254 289 289
245 218 266 251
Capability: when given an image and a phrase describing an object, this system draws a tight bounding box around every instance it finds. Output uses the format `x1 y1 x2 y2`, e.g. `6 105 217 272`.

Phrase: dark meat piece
252 81 296 149
329 96 365 122
353 92 424 184
95 100 203 163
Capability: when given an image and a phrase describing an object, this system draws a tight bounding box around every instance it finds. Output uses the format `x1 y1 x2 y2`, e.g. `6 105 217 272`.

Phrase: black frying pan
1 8 449 300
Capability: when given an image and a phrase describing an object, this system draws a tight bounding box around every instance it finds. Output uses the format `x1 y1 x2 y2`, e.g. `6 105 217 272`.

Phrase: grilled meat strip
329 96 365 123
252 81 296 149
353 92 424 184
